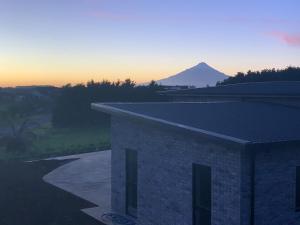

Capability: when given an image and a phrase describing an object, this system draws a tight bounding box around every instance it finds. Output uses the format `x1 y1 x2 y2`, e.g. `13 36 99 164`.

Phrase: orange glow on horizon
0 60 241 87
3 57 286 87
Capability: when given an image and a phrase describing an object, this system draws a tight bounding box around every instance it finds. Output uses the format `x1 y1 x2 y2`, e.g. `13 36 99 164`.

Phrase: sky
0 0 299 87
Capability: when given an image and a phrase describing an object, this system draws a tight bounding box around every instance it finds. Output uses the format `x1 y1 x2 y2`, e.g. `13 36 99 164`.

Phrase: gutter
164 94 300 99
91 102 250 145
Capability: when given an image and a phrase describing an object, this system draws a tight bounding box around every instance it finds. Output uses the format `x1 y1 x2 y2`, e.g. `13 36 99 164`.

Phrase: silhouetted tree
217 67 300 85
0 105 37 152
52 79 167 128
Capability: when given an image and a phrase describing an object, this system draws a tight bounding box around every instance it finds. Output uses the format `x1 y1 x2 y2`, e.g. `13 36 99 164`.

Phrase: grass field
0 125 110 160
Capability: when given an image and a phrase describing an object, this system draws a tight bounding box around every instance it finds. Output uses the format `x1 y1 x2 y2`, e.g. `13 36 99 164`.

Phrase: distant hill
157 62 228 87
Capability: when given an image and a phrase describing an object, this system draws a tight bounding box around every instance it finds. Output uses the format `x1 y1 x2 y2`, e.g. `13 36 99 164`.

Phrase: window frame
193 163 212 225
295 166 300 211
125 149 138 217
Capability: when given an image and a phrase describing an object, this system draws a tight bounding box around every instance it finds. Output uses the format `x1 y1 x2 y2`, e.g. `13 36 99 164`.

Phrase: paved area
43 150 112 224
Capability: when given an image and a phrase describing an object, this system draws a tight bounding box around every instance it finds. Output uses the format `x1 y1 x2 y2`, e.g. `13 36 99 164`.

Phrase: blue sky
0 0 299 86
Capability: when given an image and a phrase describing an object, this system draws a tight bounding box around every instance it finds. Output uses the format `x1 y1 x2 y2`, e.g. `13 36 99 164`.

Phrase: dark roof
163 81 300 97
92 102 300 144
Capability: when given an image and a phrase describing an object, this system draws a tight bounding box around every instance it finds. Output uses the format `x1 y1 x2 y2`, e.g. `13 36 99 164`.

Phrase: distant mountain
157 62 228 87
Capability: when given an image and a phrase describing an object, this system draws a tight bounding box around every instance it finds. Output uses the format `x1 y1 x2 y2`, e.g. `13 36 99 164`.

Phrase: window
193 164 211 225
126 149 138 217
296 166 300 210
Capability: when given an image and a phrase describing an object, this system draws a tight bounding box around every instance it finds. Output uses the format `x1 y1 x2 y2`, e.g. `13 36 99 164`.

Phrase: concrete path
43 150 112 224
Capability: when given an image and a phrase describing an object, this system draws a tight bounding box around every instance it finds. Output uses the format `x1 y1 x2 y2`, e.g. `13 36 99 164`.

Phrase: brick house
92 101 300 225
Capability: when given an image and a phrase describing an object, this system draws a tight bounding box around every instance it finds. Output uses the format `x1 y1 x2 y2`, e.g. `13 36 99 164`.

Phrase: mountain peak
195 62 213 69
157 62 228 87
197 62 208 66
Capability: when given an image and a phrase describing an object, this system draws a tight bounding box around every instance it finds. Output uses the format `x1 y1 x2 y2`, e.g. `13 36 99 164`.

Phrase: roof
163 81 300 97
92 102 300 145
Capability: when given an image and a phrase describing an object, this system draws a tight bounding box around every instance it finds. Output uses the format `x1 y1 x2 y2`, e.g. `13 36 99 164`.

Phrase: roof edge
163 93 300 98
91 102 250 145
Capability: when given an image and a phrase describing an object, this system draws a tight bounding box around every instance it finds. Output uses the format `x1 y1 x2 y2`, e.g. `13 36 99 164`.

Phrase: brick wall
110 115 249 225
255 146 300 225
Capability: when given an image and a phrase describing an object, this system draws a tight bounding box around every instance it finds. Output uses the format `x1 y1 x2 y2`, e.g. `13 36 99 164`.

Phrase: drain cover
101 213 136 225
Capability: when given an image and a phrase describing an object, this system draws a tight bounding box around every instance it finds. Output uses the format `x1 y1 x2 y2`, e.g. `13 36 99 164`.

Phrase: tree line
217 67 300 85
52 79 168 127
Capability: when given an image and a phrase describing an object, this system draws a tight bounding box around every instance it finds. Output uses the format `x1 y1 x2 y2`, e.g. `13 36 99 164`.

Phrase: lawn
0 125 110 160
0 159 104 225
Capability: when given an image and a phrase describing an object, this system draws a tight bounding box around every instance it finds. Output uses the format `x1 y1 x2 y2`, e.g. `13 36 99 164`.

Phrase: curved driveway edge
43 150 111 224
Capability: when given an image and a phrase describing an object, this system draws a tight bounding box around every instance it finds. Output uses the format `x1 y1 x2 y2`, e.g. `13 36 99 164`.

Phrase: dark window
193 164 211 225
126 149 137 217
296 166 300 210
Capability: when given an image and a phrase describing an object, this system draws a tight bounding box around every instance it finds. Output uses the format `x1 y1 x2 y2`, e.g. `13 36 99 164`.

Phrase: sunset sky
0 0 300 87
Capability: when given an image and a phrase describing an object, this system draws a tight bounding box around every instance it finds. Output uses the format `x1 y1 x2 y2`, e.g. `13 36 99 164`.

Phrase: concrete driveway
43 150 111 224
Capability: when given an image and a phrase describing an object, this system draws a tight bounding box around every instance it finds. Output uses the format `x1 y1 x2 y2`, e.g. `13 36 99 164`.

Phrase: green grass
0 125 110 161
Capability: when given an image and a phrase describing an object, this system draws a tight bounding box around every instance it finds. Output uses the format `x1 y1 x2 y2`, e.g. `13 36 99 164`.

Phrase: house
162 81 300 107
160 85 196 91
92 101 300 225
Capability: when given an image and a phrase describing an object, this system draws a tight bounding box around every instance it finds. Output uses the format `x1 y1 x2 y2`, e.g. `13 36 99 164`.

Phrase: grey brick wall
111 115 250 225
255 146 300 225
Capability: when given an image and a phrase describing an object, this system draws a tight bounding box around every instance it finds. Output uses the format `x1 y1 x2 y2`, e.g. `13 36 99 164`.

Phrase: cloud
268 31 300 46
